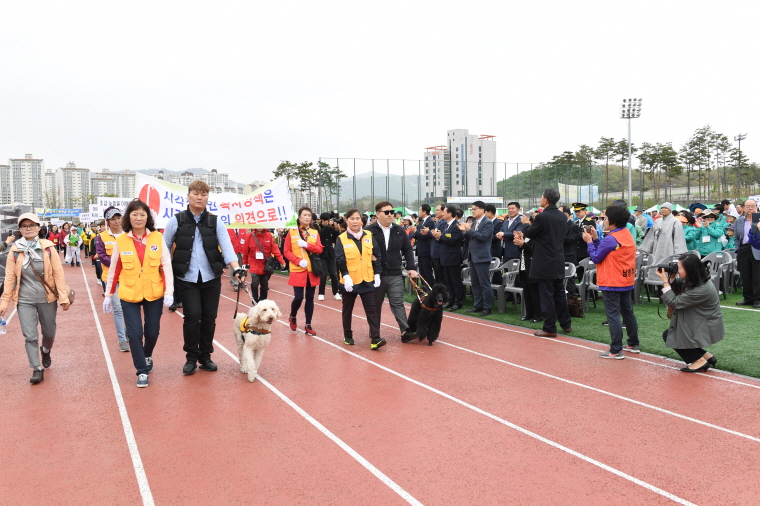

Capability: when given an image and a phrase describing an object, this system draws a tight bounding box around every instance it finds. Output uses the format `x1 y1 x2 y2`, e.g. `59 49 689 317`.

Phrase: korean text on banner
97 197 133 215
135 173 297 229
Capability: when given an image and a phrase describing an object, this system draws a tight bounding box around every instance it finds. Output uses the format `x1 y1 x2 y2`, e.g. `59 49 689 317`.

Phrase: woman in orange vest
334 208 384 349
582 204 639 360
104 200 174 388
283 207 324 335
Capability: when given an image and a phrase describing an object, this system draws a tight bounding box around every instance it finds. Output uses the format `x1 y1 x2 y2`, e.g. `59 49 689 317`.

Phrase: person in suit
432 204 464 311
734 198 760 308
560 206 582 295
522 189 572 338
572 203 596 262
414 204 436 284
430 204 446 284
496 202 523 262
485 205 503 285
459 201 494 316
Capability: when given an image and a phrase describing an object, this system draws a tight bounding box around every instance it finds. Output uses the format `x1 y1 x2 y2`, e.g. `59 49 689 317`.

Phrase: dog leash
233 277 254 319
408 275 432 303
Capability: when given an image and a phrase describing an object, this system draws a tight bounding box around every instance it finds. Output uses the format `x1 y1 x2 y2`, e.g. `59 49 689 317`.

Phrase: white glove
374 274 381 287
297 239 308 248
343 275 354 292
103 297 113 314
298 259 308 268
163 295 174 308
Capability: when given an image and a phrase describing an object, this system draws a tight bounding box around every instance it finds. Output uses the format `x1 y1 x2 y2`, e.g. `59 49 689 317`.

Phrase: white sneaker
317 294 325 301
334 293 342 300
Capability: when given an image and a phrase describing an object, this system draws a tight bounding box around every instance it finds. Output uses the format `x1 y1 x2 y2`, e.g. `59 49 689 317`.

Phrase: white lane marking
719 304 760 312
170 308 423 506
82 266 155 506
237 292 760 443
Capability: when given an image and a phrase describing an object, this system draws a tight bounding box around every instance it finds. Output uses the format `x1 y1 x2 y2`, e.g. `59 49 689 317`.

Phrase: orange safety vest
596 228 636 288
288 228 319 273
338 231 374 284
115 232 166 303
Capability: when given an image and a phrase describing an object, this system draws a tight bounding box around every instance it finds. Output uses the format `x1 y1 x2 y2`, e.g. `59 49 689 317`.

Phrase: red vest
596 229 636 288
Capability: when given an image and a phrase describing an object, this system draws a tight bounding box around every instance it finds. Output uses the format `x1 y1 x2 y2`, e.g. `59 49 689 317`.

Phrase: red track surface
2 259 759 505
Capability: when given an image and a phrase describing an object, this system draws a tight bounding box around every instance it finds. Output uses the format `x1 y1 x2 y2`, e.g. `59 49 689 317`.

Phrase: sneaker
370 338 386 350
119 341 130 352
317 294 325 301
145 357 153 373
599 351 625 359
289 315 297 331
304 325 316 336
30 368 44 384
137 374 149 388
334 293 342 300
623 345 640 353
343 337 355 345
40 346 51 368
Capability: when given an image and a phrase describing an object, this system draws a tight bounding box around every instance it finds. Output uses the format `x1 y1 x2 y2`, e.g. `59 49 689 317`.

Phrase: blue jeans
112 289 128 342
121 298 164 376
602 289 639 353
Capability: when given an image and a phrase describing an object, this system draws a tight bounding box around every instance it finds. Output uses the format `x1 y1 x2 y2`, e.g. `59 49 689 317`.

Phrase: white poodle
233 300 282 383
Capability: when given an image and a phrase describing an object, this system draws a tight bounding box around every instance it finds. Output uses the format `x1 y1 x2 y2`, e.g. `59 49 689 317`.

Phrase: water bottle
0 318 6 335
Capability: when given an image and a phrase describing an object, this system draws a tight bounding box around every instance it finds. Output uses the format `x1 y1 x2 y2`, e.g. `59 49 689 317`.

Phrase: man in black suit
522 189 572 337
414 204 436 284
460 201 495 316
560 206 582 295
497 201 523 262
734 198 760 308
485 204 503 285
430 203 446 284
432 204 464 311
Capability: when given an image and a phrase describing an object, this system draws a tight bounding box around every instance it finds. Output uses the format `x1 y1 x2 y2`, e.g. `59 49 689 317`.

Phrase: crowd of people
1 181 757 385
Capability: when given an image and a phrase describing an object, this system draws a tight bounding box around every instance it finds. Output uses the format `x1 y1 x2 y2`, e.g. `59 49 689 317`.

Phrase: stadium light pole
620 98 642 204
734 133 747 191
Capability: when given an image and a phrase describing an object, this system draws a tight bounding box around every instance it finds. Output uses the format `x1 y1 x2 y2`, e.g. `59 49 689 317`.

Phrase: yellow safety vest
338 230 374 284
288 228 319 273
99 230 119 282
115 232 165 303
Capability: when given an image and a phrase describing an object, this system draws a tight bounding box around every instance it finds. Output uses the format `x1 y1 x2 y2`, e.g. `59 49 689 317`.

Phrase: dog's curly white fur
233 300 281 382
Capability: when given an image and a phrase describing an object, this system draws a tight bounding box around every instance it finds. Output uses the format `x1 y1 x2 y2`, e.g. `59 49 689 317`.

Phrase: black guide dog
402 283 448 346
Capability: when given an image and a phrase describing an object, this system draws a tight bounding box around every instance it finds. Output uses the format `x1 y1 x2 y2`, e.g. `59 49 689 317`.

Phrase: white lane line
81 266 155 506
254 291 760 442
170 309 423 506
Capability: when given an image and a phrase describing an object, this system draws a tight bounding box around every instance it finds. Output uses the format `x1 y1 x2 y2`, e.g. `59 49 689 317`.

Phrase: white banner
78 213 91 223
50 219 63 226
89 204 99 216
97 197 133 215
135 174 296 229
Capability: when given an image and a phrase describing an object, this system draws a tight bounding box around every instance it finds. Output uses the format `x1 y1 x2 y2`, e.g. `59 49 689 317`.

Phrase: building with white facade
289 185 317 211
0 165 10 205
43 169 57 206
423 129 496 200
90 169 136 199
9 154 44 207
55 162 91 209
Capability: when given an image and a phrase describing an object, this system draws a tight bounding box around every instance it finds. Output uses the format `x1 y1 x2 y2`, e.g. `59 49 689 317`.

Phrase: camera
656 261 678 275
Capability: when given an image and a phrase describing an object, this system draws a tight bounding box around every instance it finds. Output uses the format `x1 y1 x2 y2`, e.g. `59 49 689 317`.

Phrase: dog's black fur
402 283 448 346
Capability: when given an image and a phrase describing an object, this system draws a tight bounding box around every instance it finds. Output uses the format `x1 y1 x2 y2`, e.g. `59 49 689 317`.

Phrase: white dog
233 300 282 383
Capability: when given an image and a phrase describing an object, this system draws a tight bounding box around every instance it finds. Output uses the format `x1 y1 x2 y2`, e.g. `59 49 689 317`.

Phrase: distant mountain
339 171 422 201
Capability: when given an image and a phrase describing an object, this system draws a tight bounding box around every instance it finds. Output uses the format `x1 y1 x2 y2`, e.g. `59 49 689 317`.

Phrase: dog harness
239 317 272 342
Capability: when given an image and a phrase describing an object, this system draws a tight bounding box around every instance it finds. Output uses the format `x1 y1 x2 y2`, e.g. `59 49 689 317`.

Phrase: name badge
445 233 452 237
702 235 711 243
123 251 133 255
255 251 264 259
344 243 355 248
240 238 246 244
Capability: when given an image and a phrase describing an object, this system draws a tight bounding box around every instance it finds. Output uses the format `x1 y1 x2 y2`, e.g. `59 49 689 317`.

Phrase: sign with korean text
135 173 297 229
97 197 133 214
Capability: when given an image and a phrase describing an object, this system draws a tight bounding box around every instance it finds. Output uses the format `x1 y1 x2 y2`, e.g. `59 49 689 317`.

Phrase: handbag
28 249 75 305
250 232 280 274
295 229 324 277
567 293 584 318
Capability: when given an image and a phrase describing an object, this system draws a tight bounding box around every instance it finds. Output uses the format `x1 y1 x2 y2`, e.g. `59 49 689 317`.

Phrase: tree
273 161 298 185
614 139 636 200
315 161 346 212
42 190 62 209
595 137 616 205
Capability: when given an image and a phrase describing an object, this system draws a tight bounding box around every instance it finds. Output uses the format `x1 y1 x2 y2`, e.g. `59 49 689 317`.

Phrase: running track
1 259 759 506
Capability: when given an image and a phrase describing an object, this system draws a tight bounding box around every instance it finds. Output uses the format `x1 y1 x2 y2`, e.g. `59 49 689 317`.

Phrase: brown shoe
534 331 558 338
562 327 573 333
30 369 44 384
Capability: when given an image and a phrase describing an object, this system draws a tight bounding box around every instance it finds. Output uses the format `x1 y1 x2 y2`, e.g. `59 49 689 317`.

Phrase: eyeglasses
20 224 39 230
379 210 394 215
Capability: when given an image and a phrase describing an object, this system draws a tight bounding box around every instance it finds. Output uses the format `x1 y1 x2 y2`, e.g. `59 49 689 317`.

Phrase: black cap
572 203 587 211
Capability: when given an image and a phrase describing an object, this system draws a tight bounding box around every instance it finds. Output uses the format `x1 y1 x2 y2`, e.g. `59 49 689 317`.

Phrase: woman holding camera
656 253 724 372
242 228 285 303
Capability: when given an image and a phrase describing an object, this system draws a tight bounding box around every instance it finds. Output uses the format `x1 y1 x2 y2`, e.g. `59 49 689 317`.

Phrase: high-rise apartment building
90 168 136 199
43 169 57 206
55 162 91 209
0 165 10 205
9 154 44 207
423 129 496 200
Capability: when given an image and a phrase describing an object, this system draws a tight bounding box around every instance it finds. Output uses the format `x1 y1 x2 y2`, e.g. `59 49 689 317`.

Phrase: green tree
595 137 616 205
614 139 636 200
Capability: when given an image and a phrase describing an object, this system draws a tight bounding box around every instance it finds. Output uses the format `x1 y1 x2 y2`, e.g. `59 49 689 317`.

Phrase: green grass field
403 286 760 379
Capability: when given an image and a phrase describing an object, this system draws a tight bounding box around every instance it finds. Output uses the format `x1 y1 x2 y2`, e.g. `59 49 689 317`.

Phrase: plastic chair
701 251 733 299
576 258 599 311
634 252 653 304
642 254 681 302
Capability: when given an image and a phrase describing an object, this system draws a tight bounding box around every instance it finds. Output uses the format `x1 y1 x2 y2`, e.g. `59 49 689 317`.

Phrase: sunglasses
379 210 394 215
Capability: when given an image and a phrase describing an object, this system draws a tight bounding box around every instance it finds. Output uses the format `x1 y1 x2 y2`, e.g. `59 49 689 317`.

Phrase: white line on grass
82 266 154 506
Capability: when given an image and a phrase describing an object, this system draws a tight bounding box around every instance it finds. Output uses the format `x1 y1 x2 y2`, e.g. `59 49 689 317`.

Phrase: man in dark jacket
460 201 494 316
560 206 582 295
365 201 418 337
522 189 572 337
414 204 436 284
497 202 524 262
317 212 341 301
430 203 445 284
485 204 503 285
432 204 464 310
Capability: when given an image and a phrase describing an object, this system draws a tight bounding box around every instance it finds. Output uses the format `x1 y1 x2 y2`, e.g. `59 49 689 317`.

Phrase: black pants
443 264 464 306
662 330 706 364
432 257 445 285
94 260 103 287
736 245 760 302
342 291 380 340
417 255 434 285
250 272 272 302
318 255 339 296
291 277 316 324
538 278 572 333
519 270 541 319
176 274 222 362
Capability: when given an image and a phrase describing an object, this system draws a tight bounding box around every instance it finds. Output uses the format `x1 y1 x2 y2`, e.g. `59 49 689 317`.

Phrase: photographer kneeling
656 253 724 373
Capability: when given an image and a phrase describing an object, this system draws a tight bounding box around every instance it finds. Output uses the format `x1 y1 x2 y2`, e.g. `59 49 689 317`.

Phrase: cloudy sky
1 0 758 183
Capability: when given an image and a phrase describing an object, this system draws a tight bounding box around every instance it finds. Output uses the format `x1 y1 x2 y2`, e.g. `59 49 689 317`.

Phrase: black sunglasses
379 210 394 215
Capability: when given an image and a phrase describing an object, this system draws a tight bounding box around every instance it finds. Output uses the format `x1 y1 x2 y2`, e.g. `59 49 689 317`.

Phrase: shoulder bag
25 248 75 305
251 232 280 274
298 229 324 277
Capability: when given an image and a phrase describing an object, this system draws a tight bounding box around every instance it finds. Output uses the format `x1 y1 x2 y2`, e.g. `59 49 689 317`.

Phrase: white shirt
379 222 392 249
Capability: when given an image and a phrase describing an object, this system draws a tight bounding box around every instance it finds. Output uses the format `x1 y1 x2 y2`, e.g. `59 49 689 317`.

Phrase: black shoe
401 330 416 343
754 301 760 309
30 369 44 384
40 346 51 369
520 316 531 321
531 317 544 323
442 302 453 309
736 300 753 306
199 359 218 372
680 362 710 373
449 305 462 311
168 303 178 312
343 337 355 346
182 361 197 375
465 307 483 313
479 309 492 317
706 356 717 367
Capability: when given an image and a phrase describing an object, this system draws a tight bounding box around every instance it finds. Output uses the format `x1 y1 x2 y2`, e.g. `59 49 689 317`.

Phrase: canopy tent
393 206 414 216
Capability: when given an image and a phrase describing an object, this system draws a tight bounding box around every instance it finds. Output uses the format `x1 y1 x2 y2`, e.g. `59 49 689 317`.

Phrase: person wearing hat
677 212 700 252
95 206 130 352
0 213 71 384
725 223 736 249
571 203 596 261
697 212 725 256
639 202 688 280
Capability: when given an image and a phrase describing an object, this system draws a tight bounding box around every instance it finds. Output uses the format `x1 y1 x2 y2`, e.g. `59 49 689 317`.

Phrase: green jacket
683 225 700 251
697 221 725 256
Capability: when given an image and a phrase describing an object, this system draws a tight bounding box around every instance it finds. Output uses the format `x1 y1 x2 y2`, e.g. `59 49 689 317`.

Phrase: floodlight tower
620 98 642 204
734 133 747 191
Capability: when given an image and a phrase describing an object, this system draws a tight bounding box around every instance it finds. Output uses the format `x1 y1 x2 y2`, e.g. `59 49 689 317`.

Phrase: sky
1 0 758 184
